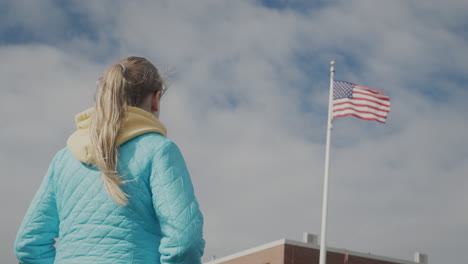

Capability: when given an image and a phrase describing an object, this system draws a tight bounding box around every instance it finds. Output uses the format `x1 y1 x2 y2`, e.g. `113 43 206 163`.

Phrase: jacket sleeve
150 141 205 264
15 154 60 264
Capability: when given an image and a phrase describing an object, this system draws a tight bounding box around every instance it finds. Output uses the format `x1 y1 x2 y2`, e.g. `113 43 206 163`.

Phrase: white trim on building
204 238 422 264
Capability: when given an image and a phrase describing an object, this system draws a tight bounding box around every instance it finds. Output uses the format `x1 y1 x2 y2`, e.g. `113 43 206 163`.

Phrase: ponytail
90 57 165 206
90 64 130 206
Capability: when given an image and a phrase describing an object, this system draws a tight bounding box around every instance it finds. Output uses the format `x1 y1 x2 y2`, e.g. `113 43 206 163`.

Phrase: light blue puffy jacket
15 133 205 264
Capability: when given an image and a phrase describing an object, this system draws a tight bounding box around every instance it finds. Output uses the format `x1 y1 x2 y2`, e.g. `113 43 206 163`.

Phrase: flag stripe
333 113 387 123
333 100 390 112
333 108 388 119
334 97 390 108
333 109 386 119
352 92 391 104
333 107 389 119
354 87 390 99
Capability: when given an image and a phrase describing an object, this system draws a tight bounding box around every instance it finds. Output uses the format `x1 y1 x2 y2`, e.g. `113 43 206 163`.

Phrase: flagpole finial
330 60 335 72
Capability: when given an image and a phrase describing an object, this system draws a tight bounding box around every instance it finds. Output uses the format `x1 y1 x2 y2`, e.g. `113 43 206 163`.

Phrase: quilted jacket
15 107 205 264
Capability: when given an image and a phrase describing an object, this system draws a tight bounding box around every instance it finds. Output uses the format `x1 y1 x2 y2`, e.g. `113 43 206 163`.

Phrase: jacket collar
67 106 167 164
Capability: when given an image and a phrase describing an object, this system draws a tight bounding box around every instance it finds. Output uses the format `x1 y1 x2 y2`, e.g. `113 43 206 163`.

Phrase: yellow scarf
67 106 167 164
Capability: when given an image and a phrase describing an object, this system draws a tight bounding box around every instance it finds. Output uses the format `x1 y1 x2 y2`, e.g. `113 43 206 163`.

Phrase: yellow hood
67 106 167 164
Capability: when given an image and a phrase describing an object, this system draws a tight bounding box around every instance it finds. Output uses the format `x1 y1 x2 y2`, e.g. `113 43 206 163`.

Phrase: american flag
333 81 390 123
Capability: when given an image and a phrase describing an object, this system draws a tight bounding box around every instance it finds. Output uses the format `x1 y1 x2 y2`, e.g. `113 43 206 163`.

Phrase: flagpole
319 60 335 264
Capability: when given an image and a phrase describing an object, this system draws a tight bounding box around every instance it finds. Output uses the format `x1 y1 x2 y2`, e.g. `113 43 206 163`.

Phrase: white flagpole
319 60 335 264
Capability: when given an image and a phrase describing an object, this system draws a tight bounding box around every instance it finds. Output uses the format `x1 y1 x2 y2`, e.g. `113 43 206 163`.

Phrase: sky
1 0 467 263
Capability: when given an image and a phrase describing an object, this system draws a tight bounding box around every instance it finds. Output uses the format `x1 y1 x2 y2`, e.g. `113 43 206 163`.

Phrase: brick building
204 233 428 264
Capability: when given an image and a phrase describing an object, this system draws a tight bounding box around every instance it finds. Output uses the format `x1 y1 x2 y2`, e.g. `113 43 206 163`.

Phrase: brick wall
284 245 405 264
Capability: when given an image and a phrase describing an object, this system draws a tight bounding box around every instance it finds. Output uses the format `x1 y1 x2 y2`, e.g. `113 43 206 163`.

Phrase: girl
15 56 205 264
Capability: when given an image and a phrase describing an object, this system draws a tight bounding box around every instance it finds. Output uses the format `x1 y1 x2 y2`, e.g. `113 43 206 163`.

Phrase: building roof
204 237 423 264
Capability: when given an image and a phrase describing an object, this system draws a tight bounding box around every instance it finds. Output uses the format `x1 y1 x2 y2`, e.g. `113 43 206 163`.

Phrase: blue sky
1 0 467 263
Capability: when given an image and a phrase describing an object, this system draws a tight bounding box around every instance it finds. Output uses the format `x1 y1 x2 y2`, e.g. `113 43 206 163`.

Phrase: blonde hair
90 56 165 206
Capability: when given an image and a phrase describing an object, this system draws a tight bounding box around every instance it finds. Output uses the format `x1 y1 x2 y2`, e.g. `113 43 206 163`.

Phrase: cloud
1 0 467 263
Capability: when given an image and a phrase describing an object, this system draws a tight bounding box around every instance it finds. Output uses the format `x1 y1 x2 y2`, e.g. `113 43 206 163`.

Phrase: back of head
90 56 164 206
